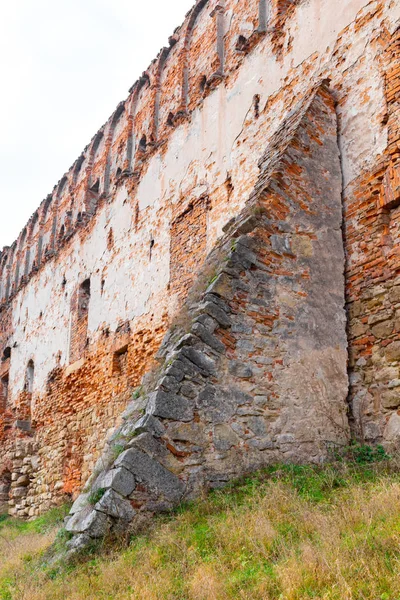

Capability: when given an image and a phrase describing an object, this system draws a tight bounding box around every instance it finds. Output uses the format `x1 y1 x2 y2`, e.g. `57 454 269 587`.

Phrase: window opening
0 374 9 412
25 360 34 394
112 346 128 376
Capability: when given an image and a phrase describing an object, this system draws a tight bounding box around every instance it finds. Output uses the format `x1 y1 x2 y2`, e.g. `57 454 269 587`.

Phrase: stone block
101 467 136 497
381 390 400 409
148 390 194 422
191 322 225 353
385 342 400 362
384 412 400 443
371 320 394 339
114 448 185 501
95 489 135 520
228 361 253 379
212 425 240 451
181 347 217 376
70 493 90 516
200 301 232 328
66 506 110 538
205 272 234 300
166 421 204 444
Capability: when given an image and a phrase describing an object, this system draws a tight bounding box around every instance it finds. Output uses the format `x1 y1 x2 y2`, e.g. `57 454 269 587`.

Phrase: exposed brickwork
1 0 400 519
65 86 349 553
170 196 209 299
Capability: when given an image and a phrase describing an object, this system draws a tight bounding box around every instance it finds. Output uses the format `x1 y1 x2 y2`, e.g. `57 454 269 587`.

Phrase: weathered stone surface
180 347 217 376
95 489 135 520
381 391 400 410
70 493 90 516
385 342 400 362
101 467 136 497
228 361 253 379
114 448 185 501
384 413 400 443
200 301 232 329
148 391 194 422
191 322 225 353
212 425 240 451
65 506 110 538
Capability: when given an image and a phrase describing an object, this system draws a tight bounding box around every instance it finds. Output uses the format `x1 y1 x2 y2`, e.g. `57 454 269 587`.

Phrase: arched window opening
90 179 100 194
182 0 209 110
199 75 207 93
111 345 128 376
69 278 91 363
0 374 9 412
167 112 175 127
139 135 147 152
149 236 155 261
25 360 34 394
73 154 85 186
2 347 11 362
236 35 249 52
78 279 91 319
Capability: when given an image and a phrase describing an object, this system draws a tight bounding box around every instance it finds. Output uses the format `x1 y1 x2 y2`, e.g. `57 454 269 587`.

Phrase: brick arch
104 102 126 196
181 0 210 111
13 227 27 290
153 46 172 142
72 154 85 188
51 175 69 252
23 212 39 278
85 131 105 213
181 0 227 112
125 74 150 173
36 195 53 267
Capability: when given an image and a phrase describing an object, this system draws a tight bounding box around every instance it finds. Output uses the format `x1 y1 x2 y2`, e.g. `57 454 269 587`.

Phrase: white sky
0 0 195 249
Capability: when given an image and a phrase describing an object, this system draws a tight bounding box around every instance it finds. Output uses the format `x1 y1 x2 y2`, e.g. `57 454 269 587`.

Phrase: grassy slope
1 458 400 600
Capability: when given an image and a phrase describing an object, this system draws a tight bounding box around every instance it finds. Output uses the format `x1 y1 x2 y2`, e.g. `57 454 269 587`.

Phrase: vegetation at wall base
1 453 400 599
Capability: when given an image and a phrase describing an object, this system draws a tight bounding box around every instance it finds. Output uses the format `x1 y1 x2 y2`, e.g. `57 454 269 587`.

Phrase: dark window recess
25 360 34 394
90 179 100 193
0 374 9 412
254 94 261 119
139 135 147 152
112 346 128 376
236 35 249 52
149 238 155 261
2 347 11 361
199 75 207 92
78 279 91 319
69 278 91 363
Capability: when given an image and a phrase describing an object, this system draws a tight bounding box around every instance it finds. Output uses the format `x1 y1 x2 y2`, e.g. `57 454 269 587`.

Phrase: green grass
1 460 400 599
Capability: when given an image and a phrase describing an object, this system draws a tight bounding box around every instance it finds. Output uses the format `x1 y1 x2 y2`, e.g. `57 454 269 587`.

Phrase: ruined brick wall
65 86 349 550
1 0 400 518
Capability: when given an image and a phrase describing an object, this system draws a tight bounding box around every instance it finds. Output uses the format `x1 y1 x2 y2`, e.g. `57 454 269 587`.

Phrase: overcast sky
0 0 194 249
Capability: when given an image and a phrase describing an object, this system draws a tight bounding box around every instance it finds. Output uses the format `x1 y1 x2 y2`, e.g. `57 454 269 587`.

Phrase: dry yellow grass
1 462 400 600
